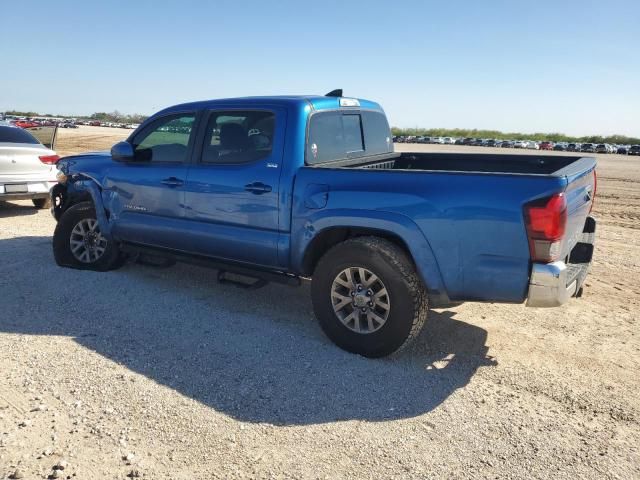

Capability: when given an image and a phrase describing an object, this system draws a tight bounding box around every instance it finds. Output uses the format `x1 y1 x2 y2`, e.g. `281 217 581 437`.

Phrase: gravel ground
0 143 638 479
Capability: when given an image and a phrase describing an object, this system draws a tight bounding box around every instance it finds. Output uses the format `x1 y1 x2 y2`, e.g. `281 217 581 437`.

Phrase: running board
217 270 268 290
120 243 301 287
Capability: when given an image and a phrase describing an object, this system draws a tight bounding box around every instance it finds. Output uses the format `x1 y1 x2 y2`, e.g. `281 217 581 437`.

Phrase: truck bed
318 152 591 177
294 151 596 305
390 152 585 175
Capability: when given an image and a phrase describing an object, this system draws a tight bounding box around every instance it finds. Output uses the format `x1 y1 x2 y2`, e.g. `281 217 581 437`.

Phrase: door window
132 114 196 163
201 110 275 164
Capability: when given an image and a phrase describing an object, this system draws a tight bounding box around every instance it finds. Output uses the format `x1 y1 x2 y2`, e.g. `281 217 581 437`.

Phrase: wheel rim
69 218 108 263
331 267 390 334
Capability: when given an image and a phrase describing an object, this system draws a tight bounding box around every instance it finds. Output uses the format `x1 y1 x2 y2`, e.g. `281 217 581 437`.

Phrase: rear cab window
306 110 392 165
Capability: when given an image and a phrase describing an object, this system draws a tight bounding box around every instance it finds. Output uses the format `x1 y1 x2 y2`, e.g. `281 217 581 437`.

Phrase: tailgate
560 157 597 260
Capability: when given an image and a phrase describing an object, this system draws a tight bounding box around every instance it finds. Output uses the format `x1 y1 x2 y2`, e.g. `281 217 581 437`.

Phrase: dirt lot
0 132 638 479
54 125 131 157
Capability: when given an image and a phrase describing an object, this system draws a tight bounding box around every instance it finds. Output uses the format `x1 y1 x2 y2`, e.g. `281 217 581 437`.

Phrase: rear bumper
526 216 596 308
0 192 50 201
0 181 57 200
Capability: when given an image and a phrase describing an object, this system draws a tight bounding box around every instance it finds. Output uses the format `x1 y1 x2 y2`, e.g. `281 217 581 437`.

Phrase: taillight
524 193 567 262
39 155 60 165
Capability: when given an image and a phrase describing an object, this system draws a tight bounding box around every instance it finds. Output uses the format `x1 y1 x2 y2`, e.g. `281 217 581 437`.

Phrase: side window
132 114 195 163
201 110 275 164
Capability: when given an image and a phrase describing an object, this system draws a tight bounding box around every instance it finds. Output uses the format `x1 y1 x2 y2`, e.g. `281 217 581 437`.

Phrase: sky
1 0 639 136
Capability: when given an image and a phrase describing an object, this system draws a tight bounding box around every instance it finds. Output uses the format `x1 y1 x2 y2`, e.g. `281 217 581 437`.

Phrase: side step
120 242 301 288
217 270 268 290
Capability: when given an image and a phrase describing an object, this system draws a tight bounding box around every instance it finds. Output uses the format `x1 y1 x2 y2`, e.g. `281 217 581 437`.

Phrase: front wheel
52 201 122 271
311 237 429 358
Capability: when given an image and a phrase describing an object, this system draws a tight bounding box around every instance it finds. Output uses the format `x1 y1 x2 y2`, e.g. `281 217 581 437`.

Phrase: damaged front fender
51 178 113 239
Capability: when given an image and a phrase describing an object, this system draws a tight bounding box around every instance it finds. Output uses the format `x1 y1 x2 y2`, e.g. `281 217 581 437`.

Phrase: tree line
391 127 640 145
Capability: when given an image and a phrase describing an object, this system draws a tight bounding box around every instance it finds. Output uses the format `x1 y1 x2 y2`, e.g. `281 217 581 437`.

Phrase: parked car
581 143 596 153
13 120 40 129
567 143 581 152
553 143 567 151
595 144 608 154
539 141 554 151
0 123 59 208
50 93 597 358
513 140 527 149
500 140 514 148
617 145 629 154
629 145 640 156
525 141 540 150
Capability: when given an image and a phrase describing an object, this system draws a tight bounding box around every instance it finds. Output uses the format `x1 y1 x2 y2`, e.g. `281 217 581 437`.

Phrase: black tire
311 236 428 358
53 201 122 271
32 197 51 209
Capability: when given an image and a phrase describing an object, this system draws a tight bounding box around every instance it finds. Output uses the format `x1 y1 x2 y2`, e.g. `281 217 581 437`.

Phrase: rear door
105 112 198 250
182 107 286 267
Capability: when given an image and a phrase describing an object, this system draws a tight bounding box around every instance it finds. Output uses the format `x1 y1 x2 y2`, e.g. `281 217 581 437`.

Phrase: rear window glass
0 126 40 144
307 110 391 165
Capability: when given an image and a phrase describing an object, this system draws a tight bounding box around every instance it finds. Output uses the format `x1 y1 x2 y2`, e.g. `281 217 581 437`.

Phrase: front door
105 112 197 250
182 107 285 267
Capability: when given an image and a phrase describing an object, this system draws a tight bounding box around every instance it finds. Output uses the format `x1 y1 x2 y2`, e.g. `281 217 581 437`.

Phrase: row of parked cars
1 116 140 130
394 136 640 155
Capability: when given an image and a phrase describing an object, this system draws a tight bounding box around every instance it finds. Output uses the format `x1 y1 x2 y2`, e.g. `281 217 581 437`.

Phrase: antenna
325 89 343 97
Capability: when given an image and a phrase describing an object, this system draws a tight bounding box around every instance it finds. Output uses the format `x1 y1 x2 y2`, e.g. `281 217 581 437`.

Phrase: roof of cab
155 95 384 117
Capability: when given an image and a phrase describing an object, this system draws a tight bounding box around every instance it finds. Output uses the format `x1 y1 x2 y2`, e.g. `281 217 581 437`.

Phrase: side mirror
111 141 135 162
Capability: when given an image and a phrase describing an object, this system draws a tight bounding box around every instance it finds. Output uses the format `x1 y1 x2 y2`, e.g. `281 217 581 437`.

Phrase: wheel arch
293 210 450 305
59 179 112 238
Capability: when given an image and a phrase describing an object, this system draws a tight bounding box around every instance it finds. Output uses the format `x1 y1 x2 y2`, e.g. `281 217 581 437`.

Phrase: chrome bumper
526 216 595 308
526 262 576 307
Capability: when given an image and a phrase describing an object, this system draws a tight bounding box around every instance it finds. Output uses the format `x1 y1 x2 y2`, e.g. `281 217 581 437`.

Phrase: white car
0 123 59 208
431 136 445 144
525 141 540 150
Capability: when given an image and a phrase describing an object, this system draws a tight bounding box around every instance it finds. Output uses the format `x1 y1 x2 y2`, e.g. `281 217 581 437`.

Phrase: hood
57 151 112 174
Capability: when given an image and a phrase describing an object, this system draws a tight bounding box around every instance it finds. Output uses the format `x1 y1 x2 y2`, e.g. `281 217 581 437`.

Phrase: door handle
244 182 272 194
161 177 184 187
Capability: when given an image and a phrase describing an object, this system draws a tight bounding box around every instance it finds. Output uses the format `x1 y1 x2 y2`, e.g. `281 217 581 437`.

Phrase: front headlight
56 170 68 184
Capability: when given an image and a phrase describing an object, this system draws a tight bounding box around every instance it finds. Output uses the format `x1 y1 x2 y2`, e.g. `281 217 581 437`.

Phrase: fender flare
293 209 450 305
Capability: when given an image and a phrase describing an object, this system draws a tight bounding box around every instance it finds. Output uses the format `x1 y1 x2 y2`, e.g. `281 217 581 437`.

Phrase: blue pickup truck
50 92 597 357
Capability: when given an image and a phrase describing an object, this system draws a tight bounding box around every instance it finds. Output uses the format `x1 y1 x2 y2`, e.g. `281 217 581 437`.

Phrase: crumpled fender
72 179 113 238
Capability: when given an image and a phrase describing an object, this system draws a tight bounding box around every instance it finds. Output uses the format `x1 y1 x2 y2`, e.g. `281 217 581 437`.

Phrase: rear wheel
53 201 122 271
311 236 429 358
32 198 51 209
